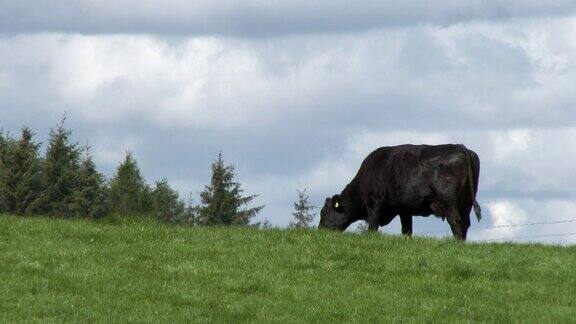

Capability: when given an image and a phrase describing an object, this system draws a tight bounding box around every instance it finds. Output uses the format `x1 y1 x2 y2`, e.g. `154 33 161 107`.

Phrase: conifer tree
0 131 17 213
0 130 12 213
0 128 43 215
141 184 153 215
40 118 82 216
290 189 316 228
70 155 109 218
109 151 148 216
0 130 7 164
197 152 264 226
14 128 44 215
151 178 184 222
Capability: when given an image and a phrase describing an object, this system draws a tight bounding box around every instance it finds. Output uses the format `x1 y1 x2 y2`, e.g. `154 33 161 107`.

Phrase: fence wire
413 218 576 242
416 219 576 235
471 232 576 242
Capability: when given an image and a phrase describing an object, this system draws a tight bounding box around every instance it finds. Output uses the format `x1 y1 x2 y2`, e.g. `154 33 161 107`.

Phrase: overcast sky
1 1 576 244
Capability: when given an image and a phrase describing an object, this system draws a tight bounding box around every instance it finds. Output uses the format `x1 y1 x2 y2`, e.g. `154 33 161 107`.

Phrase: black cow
318 144 481 240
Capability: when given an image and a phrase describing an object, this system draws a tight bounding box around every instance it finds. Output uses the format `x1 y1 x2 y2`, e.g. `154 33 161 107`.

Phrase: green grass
1 215 575 323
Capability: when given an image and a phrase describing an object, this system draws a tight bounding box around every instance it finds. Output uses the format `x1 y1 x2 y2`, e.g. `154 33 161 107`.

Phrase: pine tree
151 178 185 222
0 128 43 215
109 151 148 216
14 128 44 215
0 130 13 213
197 152 264 226
40 119 82 216
70 155 109 219
290 189 316 228
141 184 153 215
0 130 7 164
0 131 17 213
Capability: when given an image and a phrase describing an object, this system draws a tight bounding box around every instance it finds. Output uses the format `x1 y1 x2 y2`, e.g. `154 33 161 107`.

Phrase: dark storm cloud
1 1 576 36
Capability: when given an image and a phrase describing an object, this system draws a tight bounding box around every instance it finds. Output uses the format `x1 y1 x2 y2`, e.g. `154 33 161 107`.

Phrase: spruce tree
0 131 13 213
41 119 82 216
109 151 148 216
0 130 7 164
141 184 153 215
0 131 17 213
0 128 43 215
290 189 316 228
197 152 264 226
14 128 44 215
151 178 184 222
70 155 109 218
0 131 16 213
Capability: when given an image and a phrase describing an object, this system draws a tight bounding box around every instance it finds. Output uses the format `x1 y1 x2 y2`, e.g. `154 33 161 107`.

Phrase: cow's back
348 144 467 209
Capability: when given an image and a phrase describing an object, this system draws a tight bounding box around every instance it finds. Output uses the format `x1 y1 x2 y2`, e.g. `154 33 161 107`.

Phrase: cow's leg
400 214 413 236
367 207 380 232
431 201 464 240
367 221 379 232
367 208 396 232
458 204 472 241
446 205 464 240
366 197 382 232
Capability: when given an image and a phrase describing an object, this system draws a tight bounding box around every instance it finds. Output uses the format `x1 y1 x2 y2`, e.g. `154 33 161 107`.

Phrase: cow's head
318 194 352 231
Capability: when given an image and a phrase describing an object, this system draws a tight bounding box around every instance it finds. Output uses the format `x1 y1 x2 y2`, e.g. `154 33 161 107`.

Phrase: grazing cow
318 144 481 240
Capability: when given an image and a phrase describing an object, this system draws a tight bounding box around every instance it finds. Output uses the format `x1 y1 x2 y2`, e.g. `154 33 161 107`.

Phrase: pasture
1 215 575 322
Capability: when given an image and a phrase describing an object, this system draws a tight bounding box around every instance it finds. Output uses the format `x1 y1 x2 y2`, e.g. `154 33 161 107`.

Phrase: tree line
0 119 317 228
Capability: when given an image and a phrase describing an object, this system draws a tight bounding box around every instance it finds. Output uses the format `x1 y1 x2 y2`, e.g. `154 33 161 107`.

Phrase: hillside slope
1 215 575 322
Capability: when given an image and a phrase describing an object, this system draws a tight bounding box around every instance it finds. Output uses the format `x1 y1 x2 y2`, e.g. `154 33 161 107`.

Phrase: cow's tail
462 144 482 222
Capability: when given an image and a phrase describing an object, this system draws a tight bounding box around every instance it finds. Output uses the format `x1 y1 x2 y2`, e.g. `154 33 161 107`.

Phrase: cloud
1 1 576 36
484 200 528 236
472 199 576 245
3 16 576 133
490 129 532 163
348 131 451 157
91 134 142 168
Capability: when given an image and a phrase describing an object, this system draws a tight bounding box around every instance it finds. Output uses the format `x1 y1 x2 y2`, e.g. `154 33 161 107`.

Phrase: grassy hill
1 215 575 322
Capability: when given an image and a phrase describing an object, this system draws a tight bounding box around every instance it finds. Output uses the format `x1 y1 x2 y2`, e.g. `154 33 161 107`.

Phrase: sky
1 1 576 244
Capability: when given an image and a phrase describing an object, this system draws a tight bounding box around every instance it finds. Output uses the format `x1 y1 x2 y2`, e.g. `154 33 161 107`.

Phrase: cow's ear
331 194 342 210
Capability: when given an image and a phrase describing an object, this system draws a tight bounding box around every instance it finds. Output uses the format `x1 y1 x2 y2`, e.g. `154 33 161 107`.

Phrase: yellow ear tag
334 202 339 208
